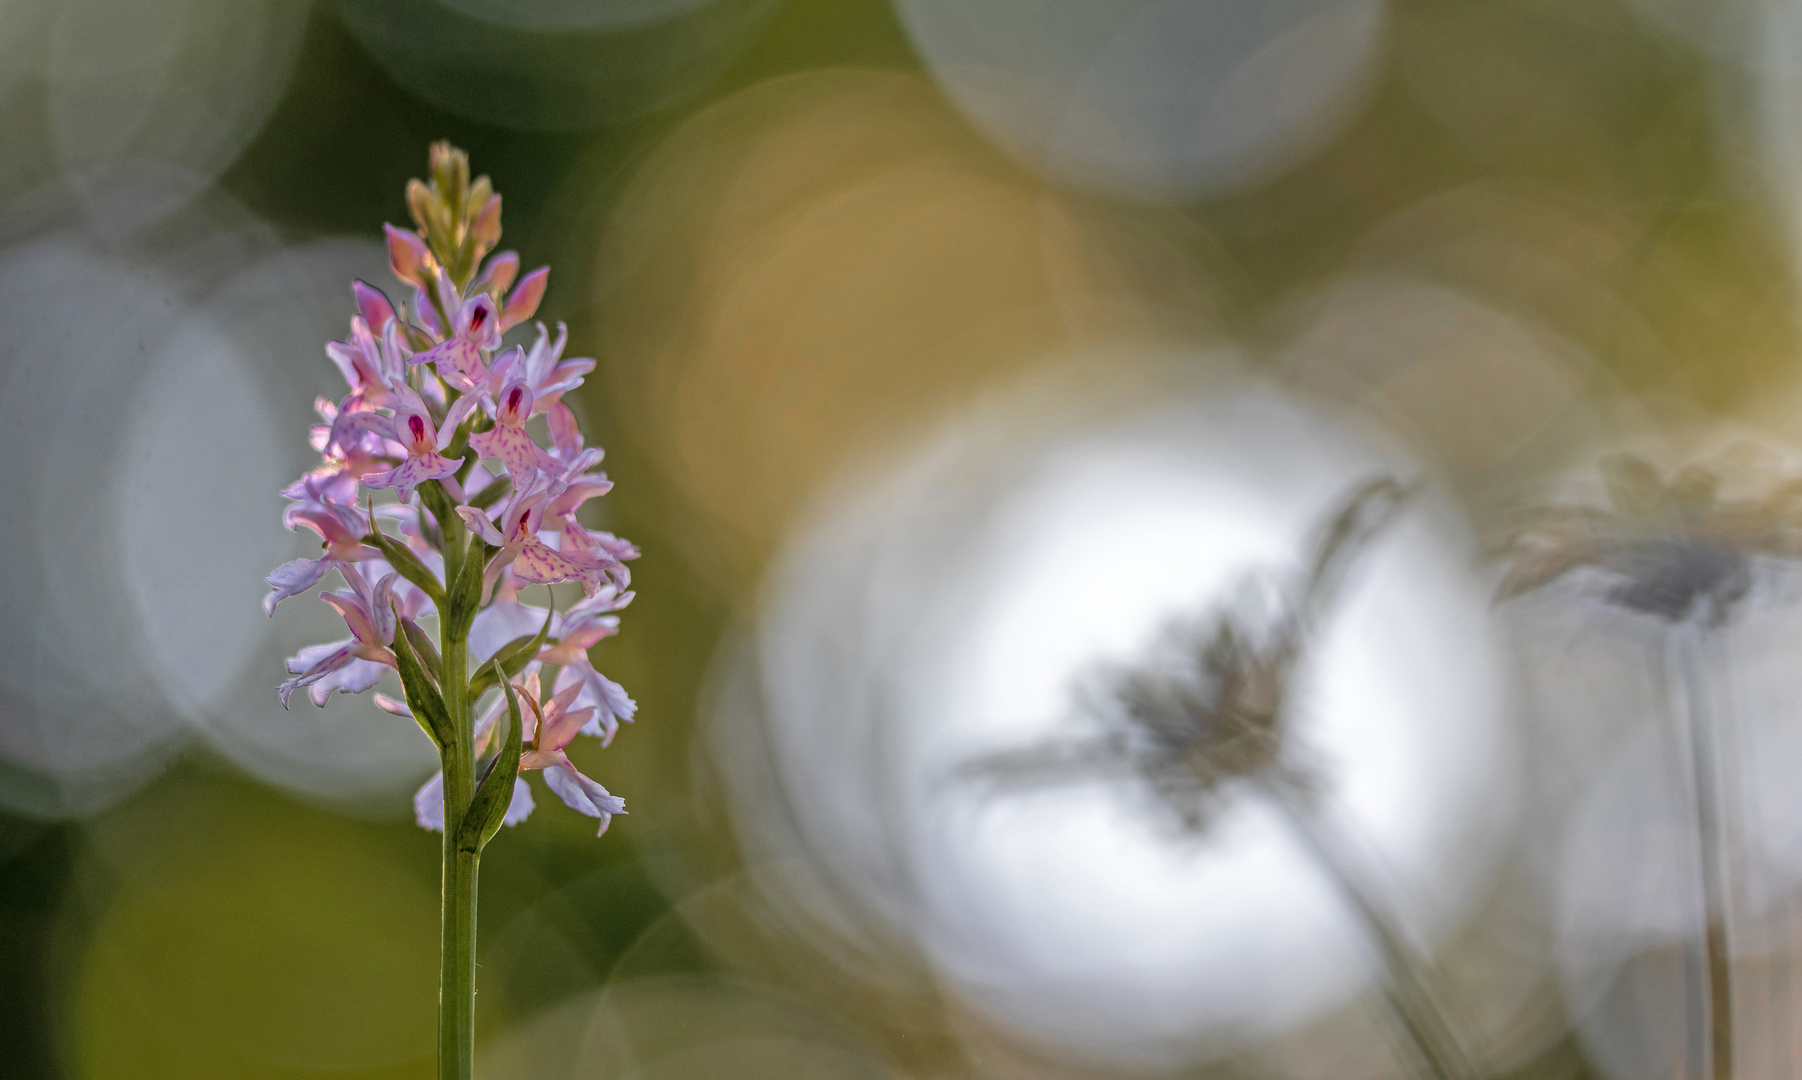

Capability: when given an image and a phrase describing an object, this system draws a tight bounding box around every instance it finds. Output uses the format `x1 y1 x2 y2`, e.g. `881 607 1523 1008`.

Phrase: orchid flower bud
385 224 433 287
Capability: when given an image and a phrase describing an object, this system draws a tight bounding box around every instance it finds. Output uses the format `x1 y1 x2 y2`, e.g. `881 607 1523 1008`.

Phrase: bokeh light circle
893 0 1388 201
728 355 1518 1067
0 0 307 231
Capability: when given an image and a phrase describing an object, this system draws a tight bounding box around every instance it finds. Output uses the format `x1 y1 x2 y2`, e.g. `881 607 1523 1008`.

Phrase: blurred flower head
964 475 1415 832
1495 449 1802 622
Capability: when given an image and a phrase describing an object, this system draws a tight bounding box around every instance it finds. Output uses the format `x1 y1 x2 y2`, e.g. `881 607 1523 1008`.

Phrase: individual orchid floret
539 586 635 743
469 381 561 483
277 564 403 708
459 486 623 599
563 520 640 569
326 315 407 409
360 384 466 501
510 323 593 413
264 480 377 615
412 290 501 394
509 672 626 836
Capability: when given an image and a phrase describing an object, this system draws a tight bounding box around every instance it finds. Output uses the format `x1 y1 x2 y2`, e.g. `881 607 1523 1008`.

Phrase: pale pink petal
277 643 355 708
438 393 481 450
414 284 443 337
362 453 464 501
503 778 535 826
546 476 613 520
455 505 507 546
308 657 389 706
475 250 519 297
547 402 581 457
542 762 624 836
564 664 635 745
415 771 445 831
416 337 481 382
467 598 553 665
512 539 607 589
354 280 396 333
264 557 330 616
488 345 523 386
321 590 381 645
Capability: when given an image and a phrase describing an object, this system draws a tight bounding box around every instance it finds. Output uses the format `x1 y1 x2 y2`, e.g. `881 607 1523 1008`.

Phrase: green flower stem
439 577 476 1080
1264 783 1474 1080
1671 623 1733 1080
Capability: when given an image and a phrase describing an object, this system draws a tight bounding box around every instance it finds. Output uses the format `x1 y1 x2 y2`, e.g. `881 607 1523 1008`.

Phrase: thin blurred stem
1264 784 1474 1080
1671 622 1733 1080
439 606 476 1080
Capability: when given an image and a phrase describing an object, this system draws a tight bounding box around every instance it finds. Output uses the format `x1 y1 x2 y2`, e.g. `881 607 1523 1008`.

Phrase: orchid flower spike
262 142 640 859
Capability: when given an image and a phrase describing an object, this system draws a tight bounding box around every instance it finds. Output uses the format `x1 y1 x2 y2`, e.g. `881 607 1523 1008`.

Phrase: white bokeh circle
737 355 1517 1067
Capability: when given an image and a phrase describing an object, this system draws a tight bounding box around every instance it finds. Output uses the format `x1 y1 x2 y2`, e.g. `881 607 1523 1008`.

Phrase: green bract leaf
400 617 442 684
458 661 523 855
390 605 452 749
364 530 445 604
445 537 489 639
420 480 458 548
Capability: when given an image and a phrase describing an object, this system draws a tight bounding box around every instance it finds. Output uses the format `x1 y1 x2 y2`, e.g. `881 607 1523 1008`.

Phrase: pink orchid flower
543 587 636 745
326 314 408 409
512 671 627 836
469 380 561 484
510 323 593 412
413 290 501 394
289 398 391 506
457 487 622 599
360 384 465 501
277 564 404 708
406 667 623 835
264 478 377 615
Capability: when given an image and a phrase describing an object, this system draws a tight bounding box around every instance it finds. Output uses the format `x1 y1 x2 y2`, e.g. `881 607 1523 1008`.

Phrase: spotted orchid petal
470 426 561 485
